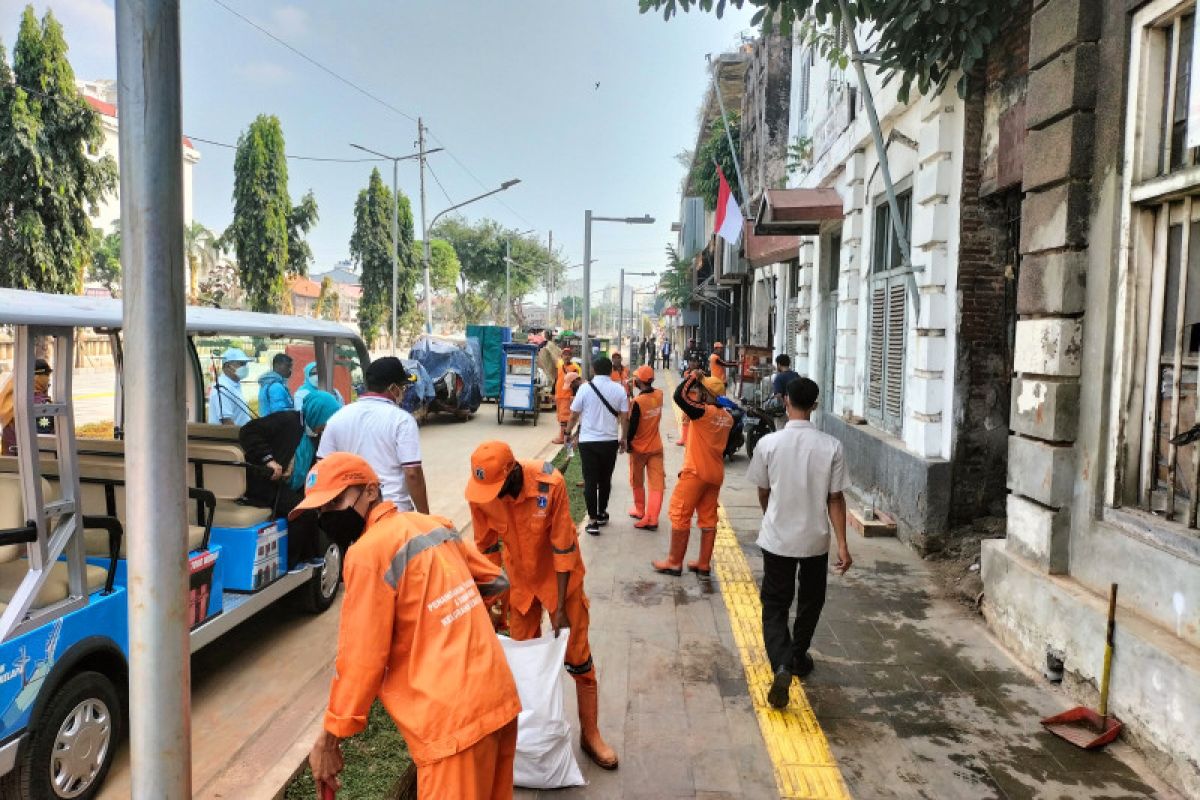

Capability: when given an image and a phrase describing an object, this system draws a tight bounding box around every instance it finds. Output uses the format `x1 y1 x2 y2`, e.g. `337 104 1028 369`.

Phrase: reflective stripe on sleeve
565 656 594 675
552 543 577 555
383 526 460 588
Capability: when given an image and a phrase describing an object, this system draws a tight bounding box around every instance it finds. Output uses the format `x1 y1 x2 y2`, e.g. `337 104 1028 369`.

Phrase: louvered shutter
884 281 906 430
867 285 886 413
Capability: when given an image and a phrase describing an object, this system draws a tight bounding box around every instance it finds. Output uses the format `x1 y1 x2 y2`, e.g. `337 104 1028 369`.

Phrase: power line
187 135 386 163
425 161 455 207
425 127 535 228
207 0 418 123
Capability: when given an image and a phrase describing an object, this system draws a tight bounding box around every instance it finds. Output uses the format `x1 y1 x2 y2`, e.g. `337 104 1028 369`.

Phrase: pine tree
351 168 416 341
0 7 117 293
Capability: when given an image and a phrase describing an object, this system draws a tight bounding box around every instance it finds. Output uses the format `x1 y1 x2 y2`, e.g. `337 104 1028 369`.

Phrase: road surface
96 404 558 799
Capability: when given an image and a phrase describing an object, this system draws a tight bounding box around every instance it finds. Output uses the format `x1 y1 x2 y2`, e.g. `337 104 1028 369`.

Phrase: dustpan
1040 583 1124 750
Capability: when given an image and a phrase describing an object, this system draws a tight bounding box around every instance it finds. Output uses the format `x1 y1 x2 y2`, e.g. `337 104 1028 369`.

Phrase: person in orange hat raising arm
707 342 737 393
552 346 579 445
627 365 665 530
652 373 733 577
301 453 521 800
466 441 620 771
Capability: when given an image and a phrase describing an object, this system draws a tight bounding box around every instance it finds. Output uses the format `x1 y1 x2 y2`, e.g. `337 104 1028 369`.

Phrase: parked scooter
744 398 785 458
715 395 746 460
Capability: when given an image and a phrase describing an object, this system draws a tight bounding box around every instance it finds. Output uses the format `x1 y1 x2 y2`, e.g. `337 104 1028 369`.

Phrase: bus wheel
302 537 343 613
12 671 120 800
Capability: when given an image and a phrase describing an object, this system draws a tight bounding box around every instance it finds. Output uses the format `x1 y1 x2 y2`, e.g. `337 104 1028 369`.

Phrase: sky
0 0 755 295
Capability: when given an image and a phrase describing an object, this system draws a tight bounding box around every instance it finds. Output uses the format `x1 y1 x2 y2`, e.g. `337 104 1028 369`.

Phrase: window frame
866 188 913 437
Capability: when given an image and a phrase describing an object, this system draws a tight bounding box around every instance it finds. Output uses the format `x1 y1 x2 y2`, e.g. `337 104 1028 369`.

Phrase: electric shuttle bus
0 287 369 798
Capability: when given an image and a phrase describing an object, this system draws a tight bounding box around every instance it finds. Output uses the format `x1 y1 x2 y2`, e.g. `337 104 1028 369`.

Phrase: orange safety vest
708 353 727 383
471 459 585 614
555 361 577 400
683 404 733 486
324 504 521 766
610 365 629 393
630 389 664 454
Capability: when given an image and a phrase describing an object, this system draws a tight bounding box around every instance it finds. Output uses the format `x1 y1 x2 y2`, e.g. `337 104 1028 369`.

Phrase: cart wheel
497 404 504 425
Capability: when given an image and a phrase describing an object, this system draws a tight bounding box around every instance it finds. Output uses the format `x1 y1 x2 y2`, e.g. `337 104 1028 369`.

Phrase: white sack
498 633 586 789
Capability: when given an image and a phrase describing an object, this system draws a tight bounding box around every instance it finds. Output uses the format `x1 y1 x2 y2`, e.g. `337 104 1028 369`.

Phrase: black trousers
578 440 619 520
760 549 829 673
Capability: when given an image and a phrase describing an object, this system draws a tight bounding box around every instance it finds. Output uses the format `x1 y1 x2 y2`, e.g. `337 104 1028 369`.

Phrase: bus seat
212 502 273 528
0 473 58 564
83 525 205 558
187 423 241 442
0 560 107 609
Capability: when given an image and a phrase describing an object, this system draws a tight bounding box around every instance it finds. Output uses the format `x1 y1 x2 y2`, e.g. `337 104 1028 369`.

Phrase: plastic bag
498 633 586 789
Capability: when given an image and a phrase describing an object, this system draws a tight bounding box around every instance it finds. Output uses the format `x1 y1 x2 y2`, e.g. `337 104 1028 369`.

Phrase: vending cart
497 342 541 425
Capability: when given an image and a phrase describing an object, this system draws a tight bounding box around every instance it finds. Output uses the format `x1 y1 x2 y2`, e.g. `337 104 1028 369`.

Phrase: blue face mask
234 365 249 381
307 374 319 388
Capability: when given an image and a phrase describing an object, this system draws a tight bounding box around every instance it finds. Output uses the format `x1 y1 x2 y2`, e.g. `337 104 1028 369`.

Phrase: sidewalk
516 370 1179 799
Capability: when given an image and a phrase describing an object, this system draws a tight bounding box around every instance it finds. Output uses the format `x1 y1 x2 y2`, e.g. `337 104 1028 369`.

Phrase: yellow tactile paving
666 374 851 799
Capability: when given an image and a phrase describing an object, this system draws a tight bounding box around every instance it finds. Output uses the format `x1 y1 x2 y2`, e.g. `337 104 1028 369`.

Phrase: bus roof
0 288 363 341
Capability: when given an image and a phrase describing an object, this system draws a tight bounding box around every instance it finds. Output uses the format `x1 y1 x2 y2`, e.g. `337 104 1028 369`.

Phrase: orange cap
465 441 517 504
289 452 379 519
713 341 724 349
702 376 726 396
634 365 654 383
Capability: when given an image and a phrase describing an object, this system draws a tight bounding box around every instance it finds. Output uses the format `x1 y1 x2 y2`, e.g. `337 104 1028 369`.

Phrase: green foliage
284 702 412 800
87 221 121 297
351 167 416 341
416 238 461 293
786 134 813 175
559 295 583 327
690 112 740 211
639 0 1022 101
315 275 340 321
657 245 694 312
0 7 117 294
225 114 318 312
185 221 219 303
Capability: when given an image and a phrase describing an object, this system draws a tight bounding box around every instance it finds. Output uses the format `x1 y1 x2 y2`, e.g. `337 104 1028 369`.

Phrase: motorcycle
715 395 746 460
744 398 785 458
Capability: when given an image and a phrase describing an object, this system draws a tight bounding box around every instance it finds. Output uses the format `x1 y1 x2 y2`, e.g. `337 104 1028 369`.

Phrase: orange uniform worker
553 346 580 445
300 453 521 800
653 373 733 577
708 342 737 391
466 441 620 771
610 351 631 397
627 365 665 530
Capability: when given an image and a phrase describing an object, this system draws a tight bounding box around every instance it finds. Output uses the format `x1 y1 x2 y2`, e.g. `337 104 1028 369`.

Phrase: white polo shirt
746 419 847 558
316 396 422 509
570 375 629 443
207 374 252 426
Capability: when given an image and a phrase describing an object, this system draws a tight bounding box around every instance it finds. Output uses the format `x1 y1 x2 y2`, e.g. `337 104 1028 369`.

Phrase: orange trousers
628 450 666 492
417 717 518 800
556 395 573 424
669 474 721 530
508 589 595 685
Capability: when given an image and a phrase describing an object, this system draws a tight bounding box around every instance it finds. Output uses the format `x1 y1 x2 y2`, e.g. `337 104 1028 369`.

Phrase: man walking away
207 348 254 426
627 365 665 530
317 357 429 513
652 372 732 576
746 378 852 709
466 441 620 770
660 339 671 372
258 353 295 416
771 354 801 430
300 454 520 799
566 356 629 535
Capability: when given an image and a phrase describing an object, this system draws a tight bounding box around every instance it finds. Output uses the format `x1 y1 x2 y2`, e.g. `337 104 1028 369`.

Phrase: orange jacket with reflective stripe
470 459 585 614
708 353 727 383
555 361 577 400
630 389 664 454
324 504 521 766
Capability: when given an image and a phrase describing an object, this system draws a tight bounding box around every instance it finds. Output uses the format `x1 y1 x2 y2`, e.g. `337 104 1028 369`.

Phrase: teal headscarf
289 390 343 492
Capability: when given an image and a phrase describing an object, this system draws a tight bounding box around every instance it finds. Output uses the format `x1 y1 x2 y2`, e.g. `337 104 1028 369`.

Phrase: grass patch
284 702 413 800
551 447 586 524
77 420 115 440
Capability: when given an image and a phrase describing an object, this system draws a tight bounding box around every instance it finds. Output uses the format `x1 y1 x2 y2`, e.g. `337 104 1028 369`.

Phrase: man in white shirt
745 377 851 710
316 357 429 513
566 356 629 535
207 348 254 426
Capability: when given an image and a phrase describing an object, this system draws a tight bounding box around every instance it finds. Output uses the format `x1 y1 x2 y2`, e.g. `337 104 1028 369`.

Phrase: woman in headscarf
293 362 344 414
238 390 341 569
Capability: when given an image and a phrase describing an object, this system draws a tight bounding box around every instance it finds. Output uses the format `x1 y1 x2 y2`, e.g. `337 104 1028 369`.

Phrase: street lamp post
618 268 656 354
349 142 443 353
582 211 655 378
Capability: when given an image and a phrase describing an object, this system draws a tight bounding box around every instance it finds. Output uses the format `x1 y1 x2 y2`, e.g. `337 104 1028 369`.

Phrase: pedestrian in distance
627 365 665 530
294 361 345 413
746 377 851 709
466 441 620 770
660 339 671 372
552 346 579 445
257 353 295 416
316 356 430 513
565 356 630 535
207 348 254 426
652 372 733 577
610 350 630 397
771 354 801 431
0 358 54 456
299 453 520 800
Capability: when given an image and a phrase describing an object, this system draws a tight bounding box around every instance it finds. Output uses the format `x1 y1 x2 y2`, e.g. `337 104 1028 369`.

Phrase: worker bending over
466 441 620 770
553 346 580 445
301 454 520 800
653 373 733 577
626 365 665 530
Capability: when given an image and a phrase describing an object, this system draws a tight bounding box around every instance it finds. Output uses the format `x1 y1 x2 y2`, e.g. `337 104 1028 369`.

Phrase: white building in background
78 79 201 234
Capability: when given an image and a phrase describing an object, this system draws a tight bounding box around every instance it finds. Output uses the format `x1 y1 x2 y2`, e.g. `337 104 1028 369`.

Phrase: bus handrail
81 515 123 595
0 523 38 548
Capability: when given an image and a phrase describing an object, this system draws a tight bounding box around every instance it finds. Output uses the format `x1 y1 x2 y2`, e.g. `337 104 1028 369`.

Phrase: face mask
307 374 319 388
319 490 367 544
234 365 249 380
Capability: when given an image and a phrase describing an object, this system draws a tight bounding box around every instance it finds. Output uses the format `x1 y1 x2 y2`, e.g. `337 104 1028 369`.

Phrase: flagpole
712 68 748 211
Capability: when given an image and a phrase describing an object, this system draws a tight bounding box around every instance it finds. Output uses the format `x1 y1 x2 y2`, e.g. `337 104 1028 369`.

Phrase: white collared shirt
316 396 422 509
570 375 629 443
746 419 847 558
207 373 252 426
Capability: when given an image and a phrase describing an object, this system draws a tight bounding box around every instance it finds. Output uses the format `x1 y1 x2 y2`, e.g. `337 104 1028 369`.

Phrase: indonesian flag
714 166 743 245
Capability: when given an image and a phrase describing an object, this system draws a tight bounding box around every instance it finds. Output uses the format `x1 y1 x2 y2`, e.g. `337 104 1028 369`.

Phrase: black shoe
767 666 792 709
792 653 815 678
585 521 601 536
597 512 610 526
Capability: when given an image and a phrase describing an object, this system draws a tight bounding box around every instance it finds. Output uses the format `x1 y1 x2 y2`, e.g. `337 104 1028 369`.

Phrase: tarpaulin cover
467 324 512 398
400 358 435 414
409 335 483 412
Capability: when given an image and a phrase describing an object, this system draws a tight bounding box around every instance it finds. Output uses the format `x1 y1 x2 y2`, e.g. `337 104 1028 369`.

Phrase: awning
753 188 843 236
743 221 801 269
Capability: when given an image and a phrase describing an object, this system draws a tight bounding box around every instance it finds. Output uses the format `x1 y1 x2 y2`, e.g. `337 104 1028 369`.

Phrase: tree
314 275 340 321
0 7 117 294
639 0 1021 101
657 245 693 312
224 114 318 312
185 221 219 303
351 167 416 341
560 296 584 329
87 221 121 298
416 238 462 293
690 112 740 211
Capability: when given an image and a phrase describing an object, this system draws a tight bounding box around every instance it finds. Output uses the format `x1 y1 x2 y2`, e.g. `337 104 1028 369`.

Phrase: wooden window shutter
867 285 886 413
885 281 907 428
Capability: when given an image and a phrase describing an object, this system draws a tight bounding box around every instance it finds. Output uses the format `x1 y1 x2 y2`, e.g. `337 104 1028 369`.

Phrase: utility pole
505 238 511 329
390 156 400 354
582 211 593 378
419 117 433 334
546 230 553 330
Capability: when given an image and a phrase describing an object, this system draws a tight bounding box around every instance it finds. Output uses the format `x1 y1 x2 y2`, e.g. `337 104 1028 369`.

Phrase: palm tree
185 222 219 303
